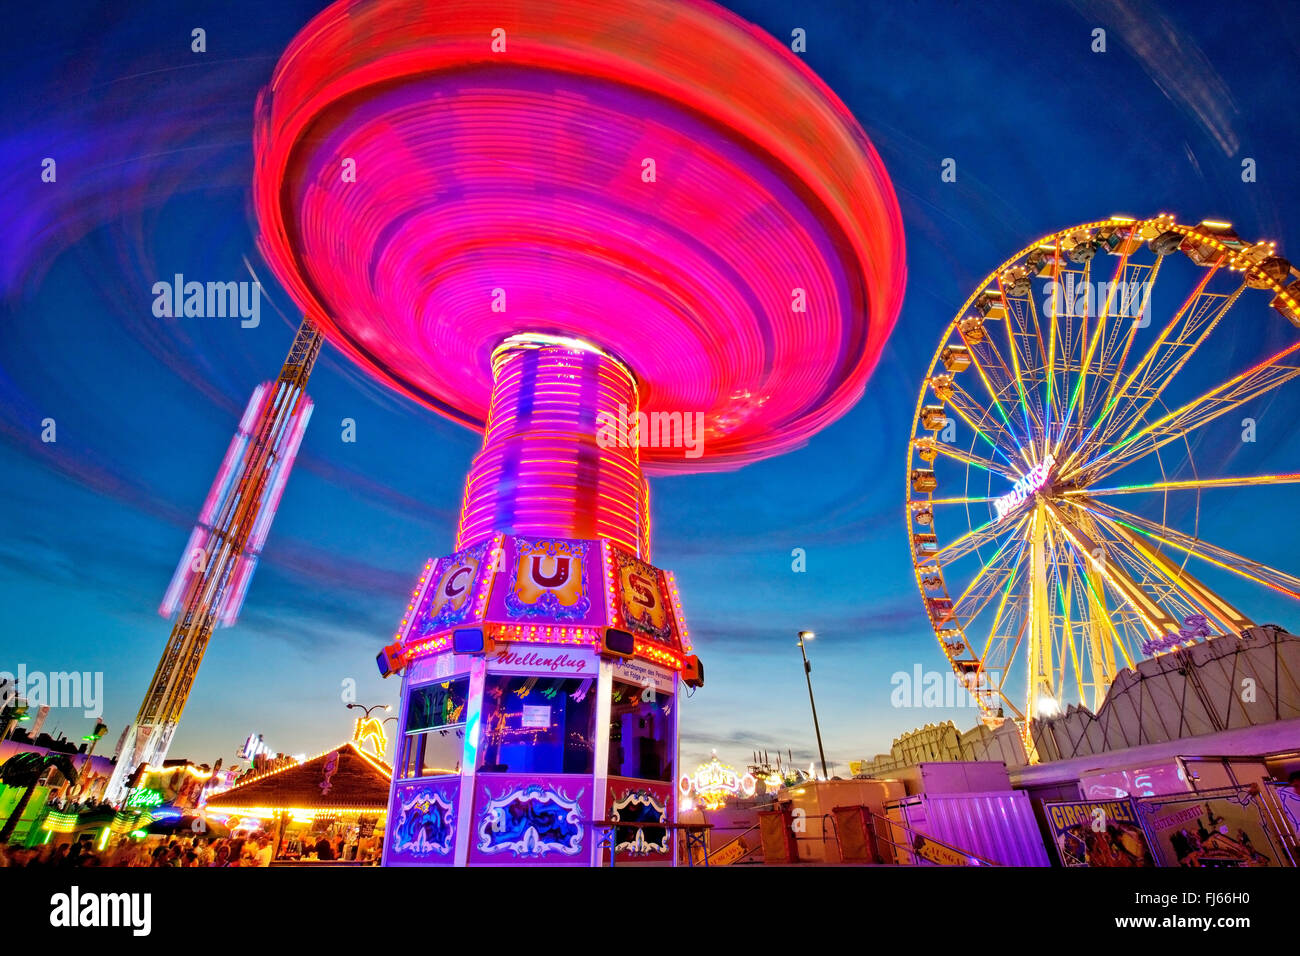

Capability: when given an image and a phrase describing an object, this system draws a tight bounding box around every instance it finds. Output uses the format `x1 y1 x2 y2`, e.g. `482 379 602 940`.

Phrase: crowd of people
0 832 277 867
0 830 381 866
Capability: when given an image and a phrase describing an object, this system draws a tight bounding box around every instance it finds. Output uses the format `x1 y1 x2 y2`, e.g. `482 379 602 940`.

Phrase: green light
125 788 164 809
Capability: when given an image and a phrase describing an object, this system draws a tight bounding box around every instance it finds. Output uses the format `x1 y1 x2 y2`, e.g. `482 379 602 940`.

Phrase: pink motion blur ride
254 0 905 866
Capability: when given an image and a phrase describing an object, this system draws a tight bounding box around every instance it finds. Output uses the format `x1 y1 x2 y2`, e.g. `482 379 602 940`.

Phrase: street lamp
796 630 829 780
346 703 392 719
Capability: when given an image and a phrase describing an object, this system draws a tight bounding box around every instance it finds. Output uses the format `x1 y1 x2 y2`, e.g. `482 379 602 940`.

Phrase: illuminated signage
238 732 273 761
679 752 755 811
352 716 388 758
125 788 164 809
424 543 488 631
993 453 1054 522
612 548 675 645
505 538 589 617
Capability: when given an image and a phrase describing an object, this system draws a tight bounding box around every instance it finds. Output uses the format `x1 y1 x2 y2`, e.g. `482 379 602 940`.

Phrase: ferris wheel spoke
943 384 1028 468
1085 271 1243 458
1040 518 1084 703
974 557 1026 665
1076 259 1158 445
1059 516 1139 679
951 527 1029 627
1055 520 1128 676
1098 533 1206 623
1061 499 1255 636
1061 548 1119 704
1081 498 1300 599
964 333 1043 466
933 515 1024 568
1071 473 1300 496
1056 256 1111 457
1012 280 1052 414
1042 500 1181 636
1053 528 1097 703
1066 339 1300 485
1085 255 1164 445
996 281 1049 457
1060 558 1092 702
1034 257 1086 460
982 604 1030 722
925 439 1021 481
1098 511 1253 636
1019 277 1061 455
1071 530 1154 671
1041 238 1066 453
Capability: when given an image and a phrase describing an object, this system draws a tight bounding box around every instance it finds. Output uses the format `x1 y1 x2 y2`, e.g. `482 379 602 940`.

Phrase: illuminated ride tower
252 0 906 866
104 322 320 805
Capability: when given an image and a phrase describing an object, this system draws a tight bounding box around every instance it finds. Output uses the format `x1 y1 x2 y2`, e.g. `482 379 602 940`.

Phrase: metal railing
865 808 999 866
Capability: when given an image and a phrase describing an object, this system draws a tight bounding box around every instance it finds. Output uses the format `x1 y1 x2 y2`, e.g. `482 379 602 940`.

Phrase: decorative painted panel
386 778 460 866
410 538 499 639
608 546 681 648
607 777 673 863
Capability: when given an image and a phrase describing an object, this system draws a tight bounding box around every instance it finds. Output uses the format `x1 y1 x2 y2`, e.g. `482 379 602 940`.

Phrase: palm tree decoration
0 751 78 843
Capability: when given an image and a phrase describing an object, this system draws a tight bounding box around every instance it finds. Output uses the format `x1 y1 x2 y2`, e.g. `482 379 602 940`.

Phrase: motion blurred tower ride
252 0 907 866
104 321 321 804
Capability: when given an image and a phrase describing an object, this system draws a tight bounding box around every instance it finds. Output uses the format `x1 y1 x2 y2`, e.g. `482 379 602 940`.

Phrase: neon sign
238 732 273 761
679 752 755 811
352 716 388 758
993 453 1054 522
125 788 164 809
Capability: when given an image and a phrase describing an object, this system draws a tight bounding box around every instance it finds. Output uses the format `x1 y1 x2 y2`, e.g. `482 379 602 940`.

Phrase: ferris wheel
906 214 1300 733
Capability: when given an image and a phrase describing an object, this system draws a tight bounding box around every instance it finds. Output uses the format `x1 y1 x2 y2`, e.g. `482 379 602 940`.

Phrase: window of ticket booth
479 675 596 774
400 677 469 778
607 680 674 781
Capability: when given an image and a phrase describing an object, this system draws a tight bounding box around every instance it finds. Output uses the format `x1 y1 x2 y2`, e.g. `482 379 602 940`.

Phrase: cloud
1067 0 1240 156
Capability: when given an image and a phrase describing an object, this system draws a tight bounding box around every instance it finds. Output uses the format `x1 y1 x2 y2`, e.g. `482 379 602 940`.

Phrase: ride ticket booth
380 535 700 867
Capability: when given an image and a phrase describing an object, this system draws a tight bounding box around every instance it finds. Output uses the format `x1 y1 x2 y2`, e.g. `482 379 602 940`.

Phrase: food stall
204 742 391 864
